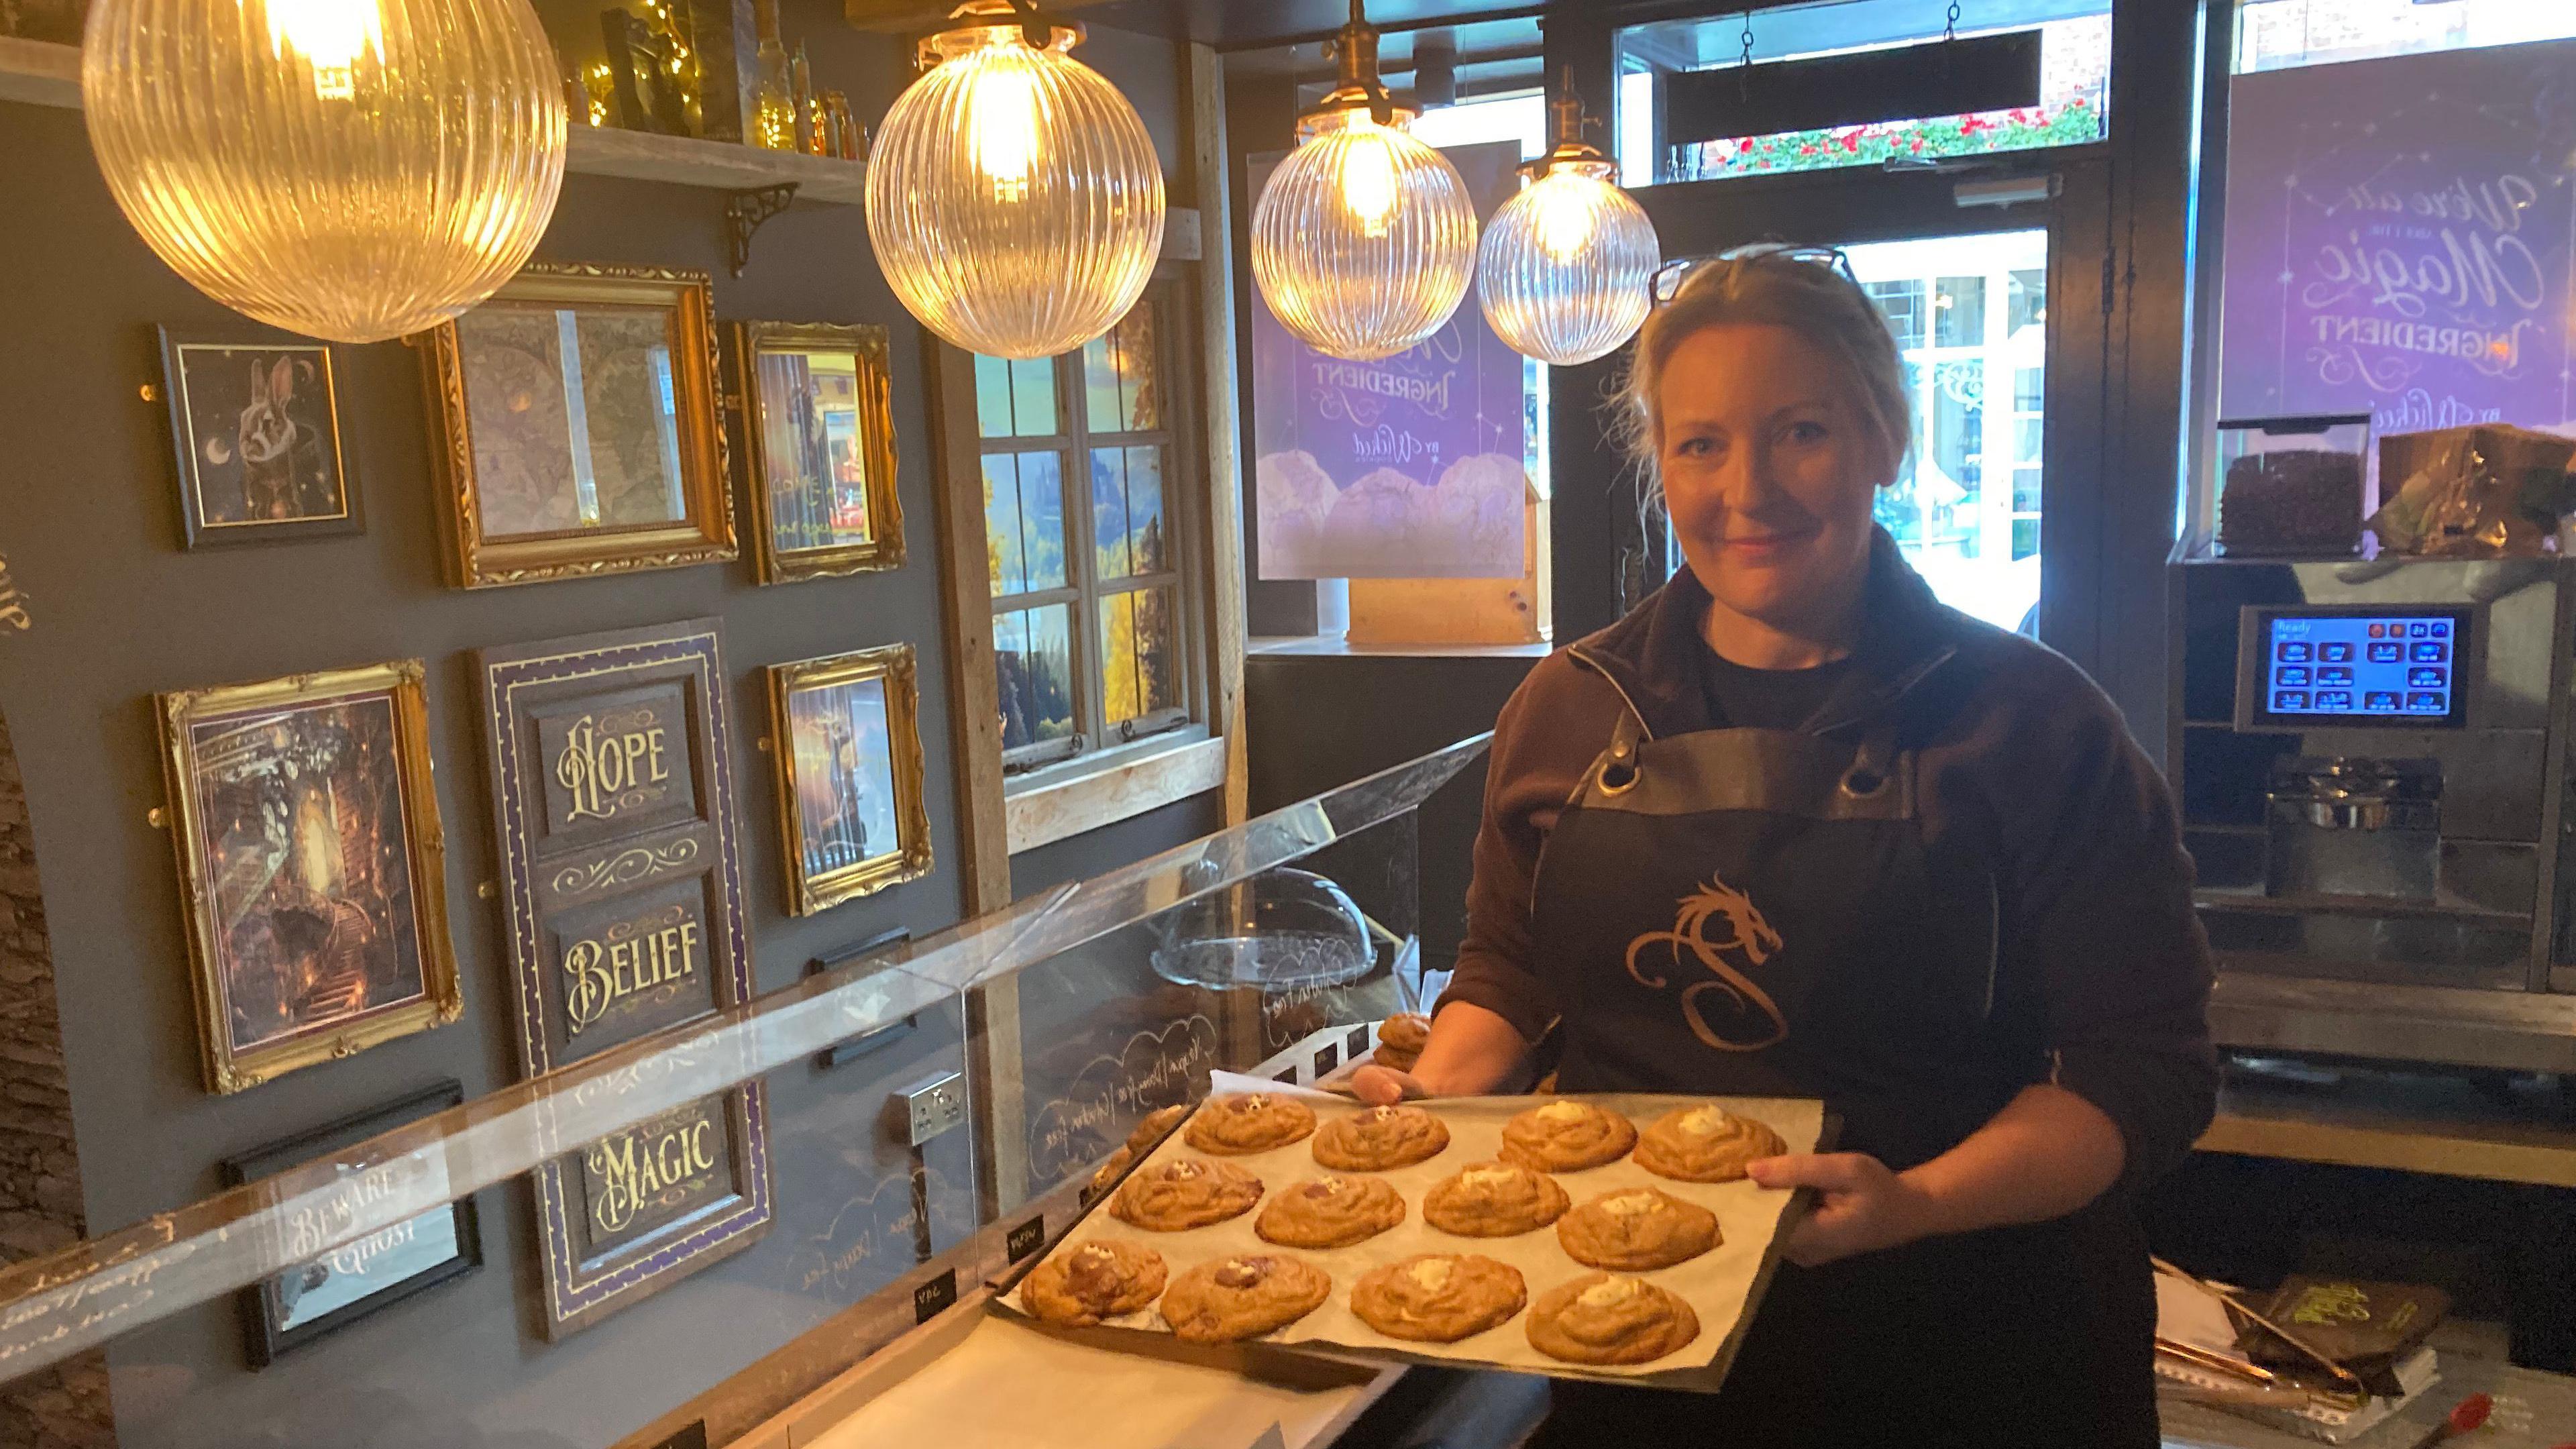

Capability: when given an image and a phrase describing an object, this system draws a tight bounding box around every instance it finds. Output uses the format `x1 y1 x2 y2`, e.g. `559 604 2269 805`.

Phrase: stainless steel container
2263 757 2441 902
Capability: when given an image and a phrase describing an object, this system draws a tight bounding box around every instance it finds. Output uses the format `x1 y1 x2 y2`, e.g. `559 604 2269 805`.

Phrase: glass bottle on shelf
825 91 861 161
749 0 795 150
792 42 824 156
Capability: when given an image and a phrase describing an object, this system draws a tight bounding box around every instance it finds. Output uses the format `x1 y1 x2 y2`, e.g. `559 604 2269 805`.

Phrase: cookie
1311 1104 1450 1171
1373 1012 1430 1071
1254 1174 1406 1248
1634 1104 1786 1183
1183 1093 1318 1155
1526 1273 1703 1366
1019 1240 1167 1326
1421 1161 1570 1238
1556 1185 1721 1271
1126 1102 1193 1155
1499 1099 1638 1173
1082 1103 1198 1203
1350 1254 1526 1343
1109 1158 1265 1231
1083 1146 1134 1203
1159 1253 1332 1344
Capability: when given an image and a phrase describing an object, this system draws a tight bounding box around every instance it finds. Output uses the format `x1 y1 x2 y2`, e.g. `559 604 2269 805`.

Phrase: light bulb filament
266 0 383 100
971 52 1040 204
1532 174 1597 261
1339 119 1397 239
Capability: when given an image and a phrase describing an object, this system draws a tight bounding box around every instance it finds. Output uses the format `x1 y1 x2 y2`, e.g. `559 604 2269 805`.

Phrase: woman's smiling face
1657 321 1895 637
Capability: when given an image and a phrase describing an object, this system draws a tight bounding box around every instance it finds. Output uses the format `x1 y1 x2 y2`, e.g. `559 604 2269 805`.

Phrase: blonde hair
1611 249 1913 489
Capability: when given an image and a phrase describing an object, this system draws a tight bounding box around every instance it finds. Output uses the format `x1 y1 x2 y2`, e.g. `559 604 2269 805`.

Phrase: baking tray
996 1088 1836 1392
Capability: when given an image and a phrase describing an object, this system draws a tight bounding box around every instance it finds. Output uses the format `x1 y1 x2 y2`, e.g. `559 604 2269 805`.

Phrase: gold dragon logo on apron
1625 873 1790 1051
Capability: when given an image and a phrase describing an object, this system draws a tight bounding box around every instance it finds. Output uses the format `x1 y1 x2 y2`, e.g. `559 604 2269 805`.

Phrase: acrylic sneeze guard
0 735 1486 1448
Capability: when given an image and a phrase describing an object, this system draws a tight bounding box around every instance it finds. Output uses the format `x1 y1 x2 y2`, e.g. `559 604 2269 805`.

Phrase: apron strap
1599 708 1647 796
1841 718 1902 800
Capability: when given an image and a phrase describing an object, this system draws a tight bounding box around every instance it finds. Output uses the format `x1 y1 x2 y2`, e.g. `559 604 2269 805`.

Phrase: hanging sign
2218 40 2576 436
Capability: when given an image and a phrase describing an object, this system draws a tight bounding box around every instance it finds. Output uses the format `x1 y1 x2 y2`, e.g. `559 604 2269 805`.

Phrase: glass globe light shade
1251 106 1477 363
1479 159 1660 366
865 9 1165 361
81 0 567 344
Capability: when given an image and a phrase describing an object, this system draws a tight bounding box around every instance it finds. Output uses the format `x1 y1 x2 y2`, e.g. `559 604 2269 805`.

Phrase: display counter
0 738 1483 1449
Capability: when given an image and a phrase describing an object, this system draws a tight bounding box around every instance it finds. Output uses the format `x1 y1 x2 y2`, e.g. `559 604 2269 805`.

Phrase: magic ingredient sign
2218 39 2576 436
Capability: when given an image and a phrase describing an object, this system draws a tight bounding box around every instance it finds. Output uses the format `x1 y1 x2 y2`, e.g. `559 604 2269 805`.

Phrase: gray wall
0 7 1205 1445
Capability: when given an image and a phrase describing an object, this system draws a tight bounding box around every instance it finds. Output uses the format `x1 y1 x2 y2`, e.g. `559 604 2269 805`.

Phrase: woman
1354 246 2215 1445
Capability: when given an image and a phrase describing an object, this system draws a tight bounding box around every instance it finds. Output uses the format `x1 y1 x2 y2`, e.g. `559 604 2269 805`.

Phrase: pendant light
82 0 567 344
865 0 1165 360
1478 83 1660 366
1250 1 1477 363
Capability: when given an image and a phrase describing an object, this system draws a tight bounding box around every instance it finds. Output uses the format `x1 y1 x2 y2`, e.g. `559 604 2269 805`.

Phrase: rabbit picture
180 344 345 529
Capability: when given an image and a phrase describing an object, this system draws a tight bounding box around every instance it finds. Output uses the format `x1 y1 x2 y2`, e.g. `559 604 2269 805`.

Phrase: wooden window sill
1004 732 1226 855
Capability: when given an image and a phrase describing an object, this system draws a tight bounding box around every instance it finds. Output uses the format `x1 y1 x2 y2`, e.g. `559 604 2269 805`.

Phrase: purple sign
1252 139 1527 580
2218 40 2576 437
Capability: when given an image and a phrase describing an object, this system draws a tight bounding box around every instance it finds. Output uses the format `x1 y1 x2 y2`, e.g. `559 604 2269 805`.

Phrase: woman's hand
1746 1152 1940 1267
1349 1065 1425 1106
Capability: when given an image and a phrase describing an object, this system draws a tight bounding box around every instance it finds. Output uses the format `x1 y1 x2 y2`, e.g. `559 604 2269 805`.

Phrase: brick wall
0 714 113 1448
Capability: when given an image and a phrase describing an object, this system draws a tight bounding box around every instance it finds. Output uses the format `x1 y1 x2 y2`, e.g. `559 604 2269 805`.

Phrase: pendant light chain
1737 10 1754 103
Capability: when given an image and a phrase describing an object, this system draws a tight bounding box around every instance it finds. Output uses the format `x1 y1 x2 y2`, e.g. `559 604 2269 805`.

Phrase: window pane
1854 229 2047 634
1098 591 1139 724
1010 358 1057 436
974 354 1014 438
1134 586 1178 716
1863 280 1926 351
2007 268 2046 332
1617 2 2110 186
1083 303 1163 433
2235 1 2576 72
1933 276 1986 348
1015 451 1067 591
981 453 1022 595
1099 586 1179 727
1090 447 1130 578
1125 446 1166 574
996 604 1075 750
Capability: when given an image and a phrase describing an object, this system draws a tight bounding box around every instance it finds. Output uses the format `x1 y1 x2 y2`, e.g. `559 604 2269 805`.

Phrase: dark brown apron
1522 650 2157 1448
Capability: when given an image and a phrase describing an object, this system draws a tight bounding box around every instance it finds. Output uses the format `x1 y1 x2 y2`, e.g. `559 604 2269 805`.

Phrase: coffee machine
2168 537 2576 1071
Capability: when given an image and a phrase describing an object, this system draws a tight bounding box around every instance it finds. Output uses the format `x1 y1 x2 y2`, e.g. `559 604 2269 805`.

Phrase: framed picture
219 1081 481 1366
479 619 771 1336
156 327 360 548
766 644 933 916
423 263 735 588
156 660 462 1094
732 321 904 583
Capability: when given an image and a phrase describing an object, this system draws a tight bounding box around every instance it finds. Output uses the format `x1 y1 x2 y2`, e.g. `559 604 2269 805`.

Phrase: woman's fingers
1348 1065 1425 1104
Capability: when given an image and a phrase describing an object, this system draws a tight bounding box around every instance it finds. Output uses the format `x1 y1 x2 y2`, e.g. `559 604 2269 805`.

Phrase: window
977 290 1194 773
2212 17 2576 533
1615 0 2112 186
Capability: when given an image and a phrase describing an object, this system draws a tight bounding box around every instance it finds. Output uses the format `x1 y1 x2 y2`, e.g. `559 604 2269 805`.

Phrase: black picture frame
156 325 363 549
217 1081 481 1367
804 925 915 1069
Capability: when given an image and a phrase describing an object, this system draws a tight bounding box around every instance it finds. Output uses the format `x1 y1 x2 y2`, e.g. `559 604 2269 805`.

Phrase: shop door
1623 159 2110 655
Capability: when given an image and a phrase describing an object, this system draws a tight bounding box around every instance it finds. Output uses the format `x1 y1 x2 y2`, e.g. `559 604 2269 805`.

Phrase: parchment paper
1000 1091 1827 1388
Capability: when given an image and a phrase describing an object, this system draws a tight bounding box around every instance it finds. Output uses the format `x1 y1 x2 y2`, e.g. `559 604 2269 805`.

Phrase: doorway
1579 157 2106 669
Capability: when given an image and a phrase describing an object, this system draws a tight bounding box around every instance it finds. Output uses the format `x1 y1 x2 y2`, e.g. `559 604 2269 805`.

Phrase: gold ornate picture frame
423 263 736 588
733 321 905 583
767 644 934 915
156 660 461 1094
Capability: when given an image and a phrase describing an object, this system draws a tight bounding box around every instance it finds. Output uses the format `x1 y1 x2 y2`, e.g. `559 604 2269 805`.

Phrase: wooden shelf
0 32 1207 254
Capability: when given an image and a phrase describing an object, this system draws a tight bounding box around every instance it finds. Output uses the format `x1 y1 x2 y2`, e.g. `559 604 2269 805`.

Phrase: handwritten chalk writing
562 913 700 1036
554 712 673 822
1026 1018 1218 1177
584 1116 719 1236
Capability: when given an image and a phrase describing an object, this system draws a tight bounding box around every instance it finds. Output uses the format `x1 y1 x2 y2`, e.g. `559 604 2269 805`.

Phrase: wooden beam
1187 41 1250 830
1005 735 1227 854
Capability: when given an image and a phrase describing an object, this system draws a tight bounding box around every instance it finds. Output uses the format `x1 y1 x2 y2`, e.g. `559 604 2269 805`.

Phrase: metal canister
2263 757 2442 902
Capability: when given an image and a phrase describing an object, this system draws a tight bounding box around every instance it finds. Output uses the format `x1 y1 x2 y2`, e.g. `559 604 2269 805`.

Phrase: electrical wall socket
894 1070 967 1146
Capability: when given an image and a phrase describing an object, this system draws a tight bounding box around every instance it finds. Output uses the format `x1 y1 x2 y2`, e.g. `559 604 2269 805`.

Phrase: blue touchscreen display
2261 613 2460 724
